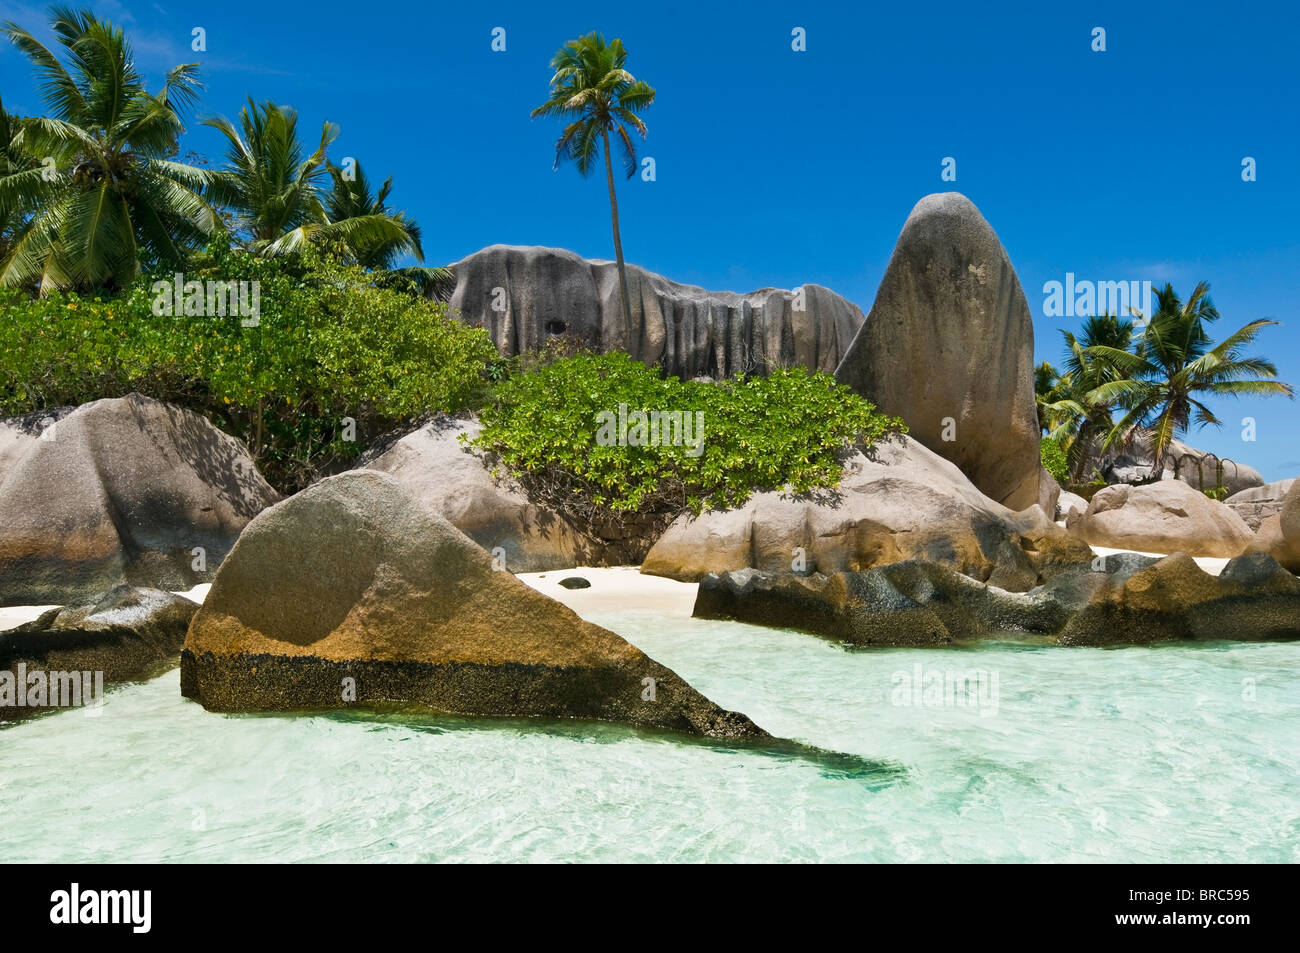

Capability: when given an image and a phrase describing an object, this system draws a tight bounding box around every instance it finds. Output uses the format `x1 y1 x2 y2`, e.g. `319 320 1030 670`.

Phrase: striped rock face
448 244 865 381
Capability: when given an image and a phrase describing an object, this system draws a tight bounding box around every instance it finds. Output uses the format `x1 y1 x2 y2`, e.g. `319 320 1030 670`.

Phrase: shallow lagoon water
2 609 1297 862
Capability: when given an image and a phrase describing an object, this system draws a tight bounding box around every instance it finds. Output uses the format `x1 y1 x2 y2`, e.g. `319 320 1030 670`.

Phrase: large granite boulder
448 244 863 380
834 193 1041 510
0 394 279 606
1070 480 1254 558
181 470 766 739
363 416 625 571
0 409 69 483
1228 478 1295 531
695 552 1300 647
642 434 1092 592
1 586 197 721
1247 479 1300 572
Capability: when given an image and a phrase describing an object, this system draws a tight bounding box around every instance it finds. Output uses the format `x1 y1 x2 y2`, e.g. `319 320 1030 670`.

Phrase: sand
517 566 698 619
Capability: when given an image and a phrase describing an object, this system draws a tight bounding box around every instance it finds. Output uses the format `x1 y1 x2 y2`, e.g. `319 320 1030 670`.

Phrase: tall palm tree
1087 282 1293 474
0 8 217 292
204 99 415 260
531 32 655 326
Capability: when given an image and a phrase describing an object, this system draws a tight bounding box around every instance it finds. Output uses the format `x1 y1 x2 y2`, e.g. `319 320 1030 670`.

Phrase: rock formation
181 470 767 739
1068 480 1254 558
834 193 1042 511
363 416 624 571
1247 479 1300 572
694 552 1300 647
1228 478 1295 531
641 434 1092 592
2 586 197 721
448 244 864 380
0 394 279 606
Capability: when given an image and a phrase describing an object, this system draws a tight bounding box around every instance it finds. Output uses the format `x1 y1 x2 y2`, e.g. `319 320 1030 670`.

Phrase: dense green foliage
1040 435 1070 485
0 248 495 489
470 352 905 539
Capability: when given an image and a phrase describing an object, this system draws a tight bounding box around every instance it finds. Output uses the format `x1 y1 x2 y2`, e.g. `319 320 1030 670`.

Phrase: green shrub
1203 485 1229 502
469 352 905 543
0 247 497 490
1040 436 1070 484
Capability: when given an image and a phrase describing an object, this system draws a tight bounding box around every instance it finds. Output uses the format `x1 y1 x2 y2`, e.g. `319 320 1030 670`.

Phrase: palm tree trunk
600 126 633 327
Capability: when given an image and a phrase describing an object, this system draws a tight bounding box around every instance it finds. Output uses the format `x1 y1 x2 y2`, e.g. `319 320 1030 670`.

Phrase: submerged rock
695 552 1300 647
642 434 1092 592
181 470 766 739
448 244 863 380
0 394 279 606
1070 480 1254 558
834 193 1042 510
1 586 196 721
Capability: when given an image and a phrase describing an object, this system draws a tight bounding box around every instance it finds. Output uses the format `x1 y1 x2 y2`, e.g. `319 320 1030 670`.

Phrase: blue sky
2 0 1297 479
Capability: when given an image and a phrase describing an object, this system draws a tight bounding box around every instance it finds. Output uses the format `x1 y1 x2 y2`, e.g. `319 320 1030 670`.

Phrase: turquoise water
2 610 1298 862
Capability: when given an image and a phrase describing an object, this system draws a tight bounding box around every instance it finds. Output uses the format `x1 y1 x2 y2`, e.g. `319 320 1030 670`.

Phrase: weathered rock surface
642 434 1092 592
448 244 864 380
694 552 1300 647
0 394 279 606
1069 480 1254 558
1056 490 1089 522
1228 478 1295 531
834 193 1041 510
181 470 766 739
363 416 626 572
1247 479 1300 572
1 586 197 721
1085 435 1263 495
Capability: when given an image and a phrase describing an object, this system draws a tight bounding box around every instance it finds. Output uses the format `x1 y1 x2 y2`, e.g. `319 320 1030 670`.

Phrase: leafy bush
1203 485 1229 502
0 247 496 490
469 352 905 544
1040 435 1070 484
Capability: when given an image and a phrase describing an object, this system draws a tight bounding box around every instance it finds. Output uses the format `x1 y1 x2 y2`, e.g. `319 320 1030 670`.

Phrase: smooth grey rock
363 416 626 571
642 434 1093 592
1070 480 1254 558
834 193 1041 510
0 394 279 606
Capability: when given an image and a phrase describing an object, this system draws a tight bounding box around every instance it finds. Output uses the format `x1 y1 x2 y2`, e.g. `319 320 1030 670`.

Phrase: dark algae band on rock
695 553 1300 648
1 586 197 722
180 469 769 740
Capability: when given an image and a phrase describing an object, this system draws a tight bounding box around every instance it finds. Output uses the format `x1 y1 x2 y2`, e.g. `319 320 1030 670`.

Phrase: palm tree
531 32 655 326
0 8 217 292
1086 282 1294 474
324 159 453 297
0 97 35 268
204 99 415 261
